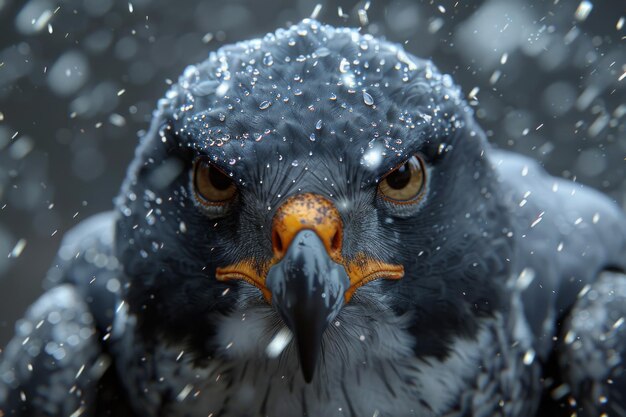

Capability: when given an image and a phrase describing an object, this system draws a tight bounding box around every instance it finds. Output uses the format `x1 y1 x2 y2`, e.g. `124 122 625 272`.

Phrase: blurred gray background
0 0 624 347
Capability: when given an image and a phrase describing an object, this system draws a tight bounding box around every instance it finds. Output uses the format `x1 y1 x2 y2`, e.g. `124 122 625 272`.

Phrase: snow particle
310 4 322 19
574 1 593 22
266 327 293 358
9 239 27 258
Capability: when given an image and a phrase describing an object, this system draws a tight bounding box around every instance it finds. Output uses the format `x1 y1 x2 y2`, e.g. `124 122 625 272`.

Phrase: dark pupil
208 165 232 191
386 163 411 189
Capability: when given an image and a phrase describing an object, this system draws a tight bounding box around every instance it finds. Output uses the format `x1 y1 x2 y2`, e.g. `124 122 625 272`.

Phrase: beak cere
271 193 344 262
215 192 405 383
266 193 348 382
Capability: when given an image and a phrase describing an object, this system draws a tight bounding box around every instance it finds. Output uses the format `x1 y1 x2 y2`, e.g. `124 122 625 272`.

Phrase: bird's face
115 20 511 381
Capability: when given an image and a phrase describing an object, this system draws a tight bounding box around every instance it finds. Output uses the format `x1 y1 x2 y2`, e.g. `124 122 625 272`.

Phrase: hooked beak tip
301 360 316 383
293 324 326 383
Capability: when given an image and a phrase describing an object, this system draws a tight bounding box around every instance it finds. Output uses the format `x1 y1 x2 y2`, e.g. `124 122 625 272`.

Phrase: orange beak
215 193 404 302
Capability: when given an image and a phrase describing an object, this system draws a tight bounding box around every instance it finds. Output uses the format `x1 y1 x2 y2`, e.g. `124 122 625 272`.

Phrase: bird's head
115 20 512 382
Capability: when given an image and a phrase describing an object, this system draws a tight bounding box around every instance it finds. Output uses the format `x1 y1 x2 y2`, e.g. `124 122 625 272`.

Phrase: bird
1 19 625 417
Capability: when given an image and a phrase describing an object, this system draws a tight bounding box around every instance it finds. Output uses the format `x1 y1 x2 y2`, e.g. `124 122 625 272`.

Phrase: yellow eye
378 155 426 203
193 158 237 205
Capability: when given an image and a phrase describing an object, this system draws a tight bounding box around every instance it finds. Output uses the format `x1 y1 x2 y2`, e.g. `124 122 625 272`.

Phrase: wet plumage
1 20 626 417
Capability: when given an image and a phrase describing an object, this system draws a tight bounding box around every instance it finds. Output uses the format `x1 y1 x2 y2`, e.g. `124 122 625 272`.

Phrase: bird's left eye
378 155 426 203
193 158 237 205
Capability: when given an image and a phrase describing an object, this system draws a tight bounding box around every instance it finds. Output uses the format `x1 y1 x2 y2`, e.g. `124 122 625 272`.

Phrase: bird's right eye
193 158 237 206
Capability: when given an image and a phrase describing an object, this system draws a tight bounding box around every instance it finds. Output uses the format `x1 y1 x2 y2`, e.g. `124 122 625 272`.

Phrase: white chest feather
113 301 540 417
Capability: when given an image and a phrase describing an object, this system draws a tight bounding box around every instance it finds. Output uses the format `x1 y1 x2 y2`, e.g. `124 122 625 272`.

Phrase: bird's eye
378 155 426 203
193 158 237 205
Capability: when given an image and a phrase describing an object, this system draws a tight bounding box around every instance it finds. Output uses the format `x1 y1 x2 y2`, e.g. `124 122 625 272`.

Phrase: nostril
330 230 341 253
273 230 284 256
